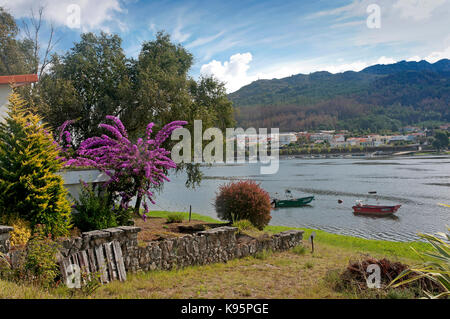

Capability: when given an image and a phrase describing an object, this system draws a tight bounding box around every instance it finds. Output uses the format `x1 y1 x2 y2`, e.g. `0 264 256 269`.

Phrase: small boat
272 196 315 208
352 200 401 216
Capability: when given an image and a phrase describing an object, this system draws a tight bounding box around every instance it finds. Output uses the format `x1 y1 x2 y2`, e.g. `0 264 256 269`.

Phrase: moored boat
352 202 401 216
272 196 315 208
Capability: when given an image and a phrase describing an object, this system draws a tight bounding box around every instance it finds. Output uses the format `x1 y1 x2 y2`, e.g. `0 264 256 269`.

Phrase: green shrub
291 245 306 255
0 216 31 248
304 261 314 269
232 219 256 233
0 225 61 288
23 227 61 288
0 92 72 237
215 180 272 230
72 183 131 232
389 227 450 298
254 249 272 260
166 213 184 223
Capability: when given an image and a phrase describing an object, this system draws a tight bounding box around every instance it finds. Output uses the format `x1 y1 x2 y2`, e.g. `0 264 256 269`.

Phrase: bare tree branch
21 5 61 77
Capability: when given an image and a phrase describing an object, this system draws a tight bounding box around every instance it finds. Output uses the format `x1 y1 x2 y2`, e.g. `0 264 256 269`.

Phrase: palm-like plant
389 227 449 299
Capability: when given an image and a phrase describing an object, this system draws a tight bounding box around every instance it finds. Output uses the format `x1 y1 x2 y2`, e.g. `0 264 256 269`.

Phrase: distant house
402 126 421 133
310 133 333 142
278 133 298 146
330 134 346 147
346 137 361 146
388 135 415 143
0 74 38 121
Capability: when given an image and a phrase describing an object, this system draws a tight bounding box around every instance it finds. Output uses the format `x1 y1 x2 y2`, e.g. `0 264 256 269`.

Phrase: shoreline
279 151 450 159
148 211 430 261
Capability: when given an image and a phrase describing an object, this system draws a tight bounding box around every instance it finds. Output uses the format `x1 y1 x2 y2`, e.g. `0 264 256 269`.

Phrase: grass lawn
0 211 431 299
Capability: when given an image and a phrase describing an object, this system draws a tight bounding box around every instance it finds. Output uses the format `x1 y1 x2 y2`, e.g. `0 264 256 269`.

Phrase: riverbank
149 211 429 261
0 211 432 299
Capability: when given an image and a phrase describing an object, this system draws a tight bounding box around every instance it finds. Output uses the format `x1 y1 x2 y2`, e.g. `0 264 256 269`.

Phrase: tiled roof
0 74 38 86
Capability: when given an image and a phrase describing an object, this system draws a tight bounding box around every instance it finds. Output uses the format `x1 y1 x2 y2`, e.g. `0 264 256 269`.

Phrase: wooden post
309 231 316 254
189 205 192 222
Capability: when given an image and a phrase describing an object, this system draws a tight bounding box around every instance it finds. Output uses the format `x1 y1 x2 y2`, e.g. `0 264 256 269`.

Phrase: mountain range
229 59 450 132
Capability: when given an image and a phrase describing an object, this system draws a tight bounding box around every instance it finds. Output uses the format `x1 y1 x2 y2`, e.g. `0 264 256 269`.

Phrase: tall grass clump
389 227 450 298
166 213 184 223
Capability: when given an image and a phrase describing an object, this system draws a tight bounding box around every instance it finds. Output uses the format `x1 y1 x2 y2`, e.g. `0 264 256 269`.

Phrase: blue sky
2 0 449 92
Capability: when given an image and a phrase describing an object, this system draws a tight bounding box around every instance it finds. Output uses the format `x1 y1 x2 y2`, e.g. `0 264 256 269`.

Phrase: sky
1 0 449 92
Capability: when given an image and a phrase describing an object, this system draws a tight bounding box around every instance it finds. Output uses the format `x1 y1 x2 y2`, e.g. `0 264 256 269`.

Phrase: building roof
0 74 38 87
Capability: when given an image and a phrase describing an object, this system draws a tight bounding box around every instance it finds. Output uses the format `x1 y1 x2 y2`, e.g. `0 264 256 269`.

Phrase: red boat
352 202 401 216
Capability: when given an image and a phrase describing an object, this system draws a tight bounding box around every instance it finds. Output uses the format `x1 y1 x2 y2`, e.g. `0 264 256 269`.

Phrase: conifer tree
0 91 71 237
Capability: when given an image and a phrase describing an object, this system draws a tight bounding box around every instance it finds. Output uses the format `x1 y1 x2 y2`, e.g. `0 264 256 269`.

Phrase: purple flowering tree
60 116 187 217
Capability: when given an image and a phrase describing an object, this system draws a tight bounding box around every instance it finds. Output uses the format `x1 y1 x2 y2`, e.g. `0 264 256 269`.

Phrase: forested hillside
230 59 450 132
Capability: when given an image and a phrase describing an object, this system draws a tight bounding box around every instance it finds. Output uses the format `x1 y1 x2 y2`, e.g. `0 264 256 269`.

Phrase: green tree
0 91 71 237
37 31 234 187
0 7 34 75
432 131 449 152
38 32 134 143
38 31 233 142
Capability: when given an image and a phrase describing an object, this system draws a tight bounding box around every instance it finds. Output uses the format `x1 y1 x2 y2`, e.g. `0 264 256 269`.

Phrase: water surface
152 156 450 242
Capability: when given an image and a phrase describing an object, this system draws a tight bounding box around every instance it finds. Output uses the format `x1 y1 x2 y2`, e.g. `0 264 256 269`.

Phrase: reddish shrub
215 180 272 230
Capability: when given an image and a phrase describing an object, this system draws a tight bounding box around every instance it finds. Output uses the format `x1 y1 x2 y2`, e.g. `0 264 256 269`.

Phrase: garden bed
133 217 230 242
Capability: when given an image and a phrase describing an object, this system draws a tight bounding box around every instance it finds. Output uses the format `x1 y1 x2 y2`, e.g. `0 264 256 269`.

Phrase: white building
278 133 298 146
0 74 38 120
310 133 333 142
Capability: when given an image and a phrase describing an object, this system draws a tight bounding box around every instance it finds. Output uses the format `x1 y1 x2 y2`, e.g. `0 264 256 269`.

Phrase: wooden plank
59 241 127 286
112 241 127 281
59 257 71 285
78 251 87 273
72 253 80 271
87 248 96 273
80 250 90 283
76 252 85 285
103 242 117 281
95 245 108 283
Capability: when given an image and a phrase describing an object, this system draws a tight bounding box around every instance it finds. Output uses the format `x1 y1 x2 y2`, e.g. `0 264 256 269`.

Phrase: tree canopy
36 32 234 144
0 7 34 75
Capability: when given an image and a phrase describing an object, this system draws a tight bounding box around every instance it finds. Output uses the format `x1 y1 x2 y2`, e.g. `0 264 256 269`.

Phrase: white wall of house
58 169 110 202
0 85 11 122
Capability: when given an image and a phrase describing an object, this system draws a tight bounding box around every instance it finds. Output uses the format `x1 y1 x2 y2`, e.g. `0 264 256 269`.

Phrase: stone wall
57 226 140 260
123 227 304 272
0 224 304 273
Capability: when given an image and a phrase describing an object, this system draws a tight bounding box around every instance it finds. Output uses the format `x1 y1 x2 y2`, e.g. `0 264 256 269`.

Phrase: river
151 155 450 242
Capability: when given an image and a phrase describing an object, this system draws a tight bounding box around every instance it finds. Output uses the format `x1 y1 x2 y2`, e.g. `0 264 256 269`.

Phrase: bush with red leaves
215 180 272 230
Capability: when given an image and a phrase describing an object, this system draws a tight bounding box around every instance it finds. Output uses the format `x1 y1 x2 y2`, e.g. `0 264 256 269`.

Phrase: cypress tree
0 91 71 237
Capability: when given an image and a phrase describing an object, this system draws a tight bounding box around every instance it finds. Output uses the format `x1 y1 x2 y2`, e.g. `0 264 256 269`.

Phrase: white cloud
186 31 225 49
0 0 125 31
424 46 450 63
406 56 421 62
393 0 446 21
307 0 449 57
172 19 190 43
200 53 254 92
375 56 396 65
200 53 405 93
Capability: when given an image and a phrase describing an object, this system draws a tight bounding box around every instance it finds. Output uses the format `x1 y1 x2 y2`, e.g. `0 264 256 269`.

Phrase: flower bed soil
133 217 230 242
